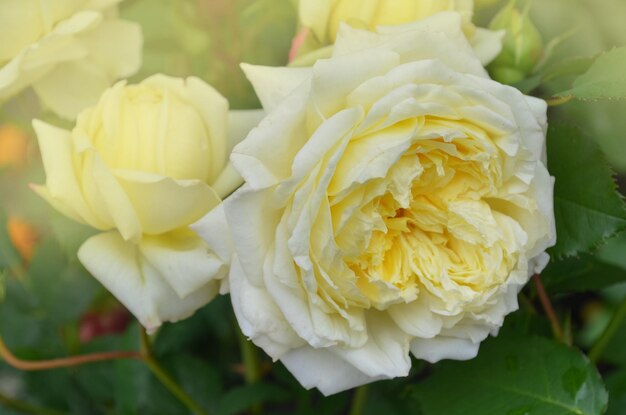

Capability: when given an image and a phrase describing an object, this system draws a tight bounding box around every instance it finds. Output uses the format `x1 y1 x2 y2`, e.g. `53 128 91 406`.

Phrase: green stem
236 327 261 384
140 330 210 415
0 391 67 415
589 296 626 364
348 385 369 415
236 326 263 415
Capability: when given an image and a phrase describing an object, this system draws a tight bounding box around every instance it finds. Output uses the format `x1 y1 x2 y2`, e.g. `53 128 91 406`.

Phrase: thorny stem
0 335 141 371
532 275 564 342
589 296 626 364
140 329 210 415
0 332 211 415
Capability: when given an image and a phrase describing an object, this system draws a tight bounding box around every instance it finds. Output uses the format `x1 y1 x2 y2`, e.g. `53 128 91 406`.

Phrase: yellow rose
206 13 555 394
0 0 142 119
292 0 503 66
33 74 263 331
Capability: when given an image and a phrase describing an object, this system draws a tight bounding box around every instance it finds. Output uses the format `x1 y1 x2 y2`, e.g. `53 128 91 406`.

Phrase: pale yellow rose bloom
33 74 263 331
0 0 142 119
202 12 555 395
294 0 503 65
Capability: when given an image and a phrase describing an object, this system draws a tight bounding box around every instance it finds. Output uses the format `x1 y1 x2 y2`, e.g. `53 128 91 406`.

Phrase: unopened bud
489 1 544 84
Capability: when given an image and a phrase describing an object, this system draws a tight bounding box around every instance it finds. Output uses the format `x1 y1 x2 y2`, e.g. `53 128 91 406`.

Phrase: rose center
343 134 520 309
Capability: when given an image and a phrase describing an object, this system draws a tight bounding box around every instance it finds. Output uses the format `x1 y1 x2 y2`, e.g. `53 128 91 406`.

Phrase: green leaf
412 336 608 415
558 46 626 99
542 255 626 293
512 56 595 95
606 370 626 415
0 207 20 271
547 123 626 258
218 383 289 415
28 238 99 325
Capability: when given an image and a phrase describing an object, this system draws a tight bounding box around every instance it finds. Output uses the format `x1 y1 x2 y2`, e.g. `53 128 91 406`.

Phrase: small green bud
489 0 544 84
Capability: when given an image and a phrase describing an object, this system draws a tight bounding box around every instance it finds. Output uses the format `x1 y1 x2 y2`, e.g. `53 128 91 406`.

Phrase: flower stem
236 325 262 414
0 391 68 415
532 275 564 342
139 329 210 415
589 296 626 364
0 335 141 371
348 385 369 415
236 327 261 384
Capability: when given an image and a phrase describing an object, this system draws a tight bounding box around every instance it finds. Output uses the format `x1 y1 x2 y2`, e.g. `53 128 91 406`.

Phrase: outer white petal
225 186 282 286
211 163 243 199
31 120 104 227
191 203 234 294
332 312 411 379
231 82 311 189
184 76 229 182
210 109 266 198
113 169 221 235
525 163 557 257
227 109 266 153
470 27 505 66
140 229 226 299
469 75 546 161
334 12 488 78
78 231 218 332
79 18 142 79
229 255 304 358
1 10 142 119
310 49 400 119
32 60 111 120
388 296 444 339
281 346 384 396
268 214 361 348
0 12 96 100
241 64 312 113
410 336 480 363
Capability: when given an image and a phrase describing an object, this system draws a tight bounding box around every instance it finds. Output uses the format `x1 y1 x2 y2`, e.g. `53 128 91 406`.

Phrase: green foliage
412 336 608 415
606 371 626 415
219 384 289 415
0 208 20 273
542 255 626 293
547 123 626 258
513 56 595 95
558 46 626 99
122 0 297 109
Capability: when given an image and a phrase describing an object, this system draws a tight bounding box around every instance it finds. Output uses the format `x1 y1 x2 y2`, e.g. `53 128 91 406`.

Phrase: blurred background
1 0 626 414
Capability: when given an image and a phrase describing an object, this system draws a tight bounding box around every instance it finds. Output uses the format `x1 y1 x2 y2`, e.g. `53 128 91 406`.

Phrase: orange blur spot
7 216 39 262
0 124 29 169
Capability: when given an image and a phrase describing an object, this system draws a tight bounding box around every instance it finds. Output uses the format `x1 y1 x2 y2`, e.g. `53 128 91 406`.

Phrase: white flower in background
210 12 555 395
0 0 142 119
32 74 263 332
291 0 504 66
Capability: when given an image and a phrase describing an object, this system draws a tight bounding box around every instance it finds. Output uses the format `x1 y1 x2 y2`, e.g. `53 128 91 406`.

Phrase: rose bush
33 74 263 331
291 0 503 66
208 12 556 395
0 0 142 119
